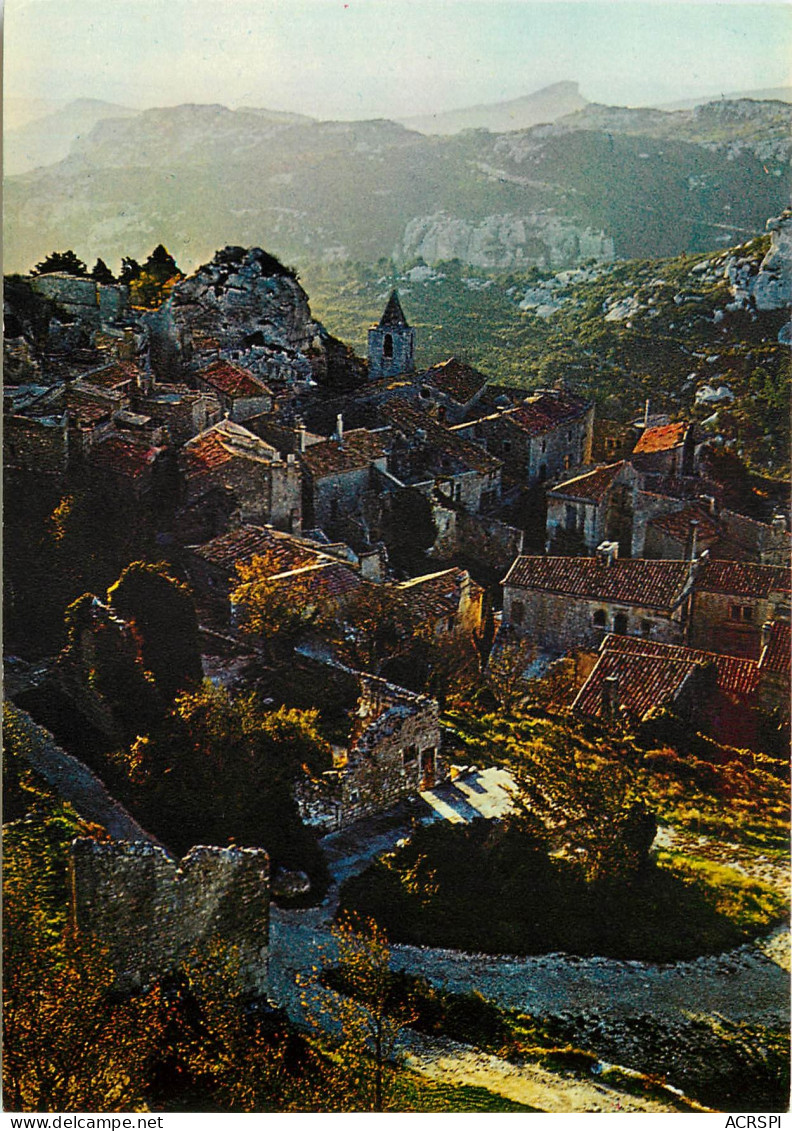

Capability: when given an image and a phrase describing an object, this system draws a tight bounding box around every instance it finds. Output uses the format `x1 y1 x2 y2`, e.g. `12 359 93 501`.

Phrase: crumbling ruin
69 838 269 996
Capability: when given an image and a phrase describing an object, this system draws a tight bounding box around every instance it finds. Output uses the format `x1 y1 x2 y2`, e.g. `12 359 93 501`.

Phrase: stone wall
503 585 686 655
70 838 269 996
689 590 776 659
430 501 524 572
368 324 415 380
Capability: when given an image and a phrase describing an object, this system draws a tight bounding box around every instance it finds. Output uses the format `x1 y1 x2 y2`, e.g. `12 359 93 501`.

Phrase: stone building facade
452 388 594 487
70 838 269 996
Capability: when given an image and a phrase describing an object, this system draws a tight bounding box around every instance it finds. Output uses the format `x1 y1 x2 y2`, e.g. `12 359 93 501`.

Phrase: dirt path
400 1031 689 1113
269 775 789 1110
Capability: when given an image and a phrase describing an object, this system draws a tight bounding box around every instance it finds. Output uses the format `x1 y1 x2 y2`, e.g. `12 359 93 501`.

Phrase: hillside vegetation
302 236 790 474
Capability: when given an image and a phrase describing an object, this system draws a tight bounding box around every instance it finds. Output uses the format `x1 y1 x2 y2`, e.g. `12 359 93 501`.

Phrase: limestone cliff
725 209 792 312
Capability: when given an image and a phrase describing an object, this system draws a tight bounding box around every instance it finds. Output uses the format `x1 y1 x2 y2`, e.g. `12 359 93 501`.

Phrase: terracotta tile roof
599 634 761 698
300 429 389 478
573 648 701 721
88 436 160 480
181 421 277 479
198 360 271 400
182 430 234 477
506 390 590 437
189 525 324 575
422 358 488 405
64 390 114 426
758 620 790 676
266 561 362 601
396 568 483 622
695 559 790 598
503 556 691 610
383 399 502 476
647 504 721 544
80 361 143 390
549 462 624 503
633 421 688 454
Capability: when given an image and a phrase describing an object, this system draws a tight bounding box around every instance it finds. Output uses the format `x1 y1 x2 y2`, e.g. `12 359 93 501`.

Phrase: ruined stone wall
503 585 685 655
311 466 374 531
70 839 269 996
430 502 524 572
341 703 445 826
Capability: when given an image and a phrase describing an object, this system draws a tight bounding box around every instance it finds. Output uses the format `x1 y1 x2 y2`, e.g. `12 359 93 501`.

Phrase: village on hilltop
4 239 790 1113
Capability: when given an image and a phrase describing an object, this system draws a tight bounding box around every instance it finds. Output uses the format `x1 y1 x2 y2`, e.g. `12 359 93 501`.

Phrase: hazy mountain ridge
4 98 138 175
4 98 789 275
399 80 588 135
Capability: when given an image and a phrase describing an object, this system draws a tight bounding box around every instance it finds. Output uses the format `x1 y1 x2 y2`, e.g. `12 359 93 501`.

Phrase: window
593 608 607 628
565 504 577 533
541 439 547 454
383 333 393 358
511 599 524 626
403 745 417 767
730 604 753 622
614 612 628 634
502 440 512 453
446 616 455 633
567 430 573 441
641 620 652 637
420 386 431 399
563 454 572 470
538 463 547 482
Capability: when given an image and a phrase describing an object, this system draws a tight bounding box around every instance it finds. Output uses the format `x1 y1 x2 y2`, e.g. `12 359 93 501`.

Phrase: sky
5 0 792 120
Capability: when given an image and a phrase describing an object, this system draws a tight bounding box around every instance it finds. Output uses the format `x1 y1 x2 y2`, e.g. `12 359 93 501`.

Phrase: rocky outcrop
725 209 792 312
146 246 365 387
400 211 614 270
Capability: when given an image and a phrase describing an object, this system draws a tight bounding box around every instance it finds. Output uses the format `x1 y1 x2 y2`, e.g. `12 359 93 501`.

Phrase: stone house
451 388 594 487
757 619 791 719
298 423 390 531
414 357 489 424
367 291 415 380
295 670 445 831
395 567 487 640
502 549 695 655
87 434 167 501
630 421 697 478
195 360 273 422
572 633 767 748
689 560 791 658
545 461 641 555
184 523 355 602
381 399 502 514
180 419 302 531
134 383 222 446
643 503 721 561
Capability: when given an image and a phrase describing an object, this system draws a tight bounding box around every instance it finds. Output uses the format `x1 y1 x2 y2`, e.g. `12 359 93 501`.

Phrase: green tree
91 258 116 284
300 914 415 1111
32 250 88 277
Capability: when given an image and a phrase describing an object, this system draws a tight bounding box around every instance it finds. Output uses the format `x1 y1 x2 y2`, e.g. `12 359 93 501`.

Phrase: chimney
336 413 344 444
596 540 619 566
295 417 307 454
643 399 650 429
686 519 699 563
761 621 773 652
772 512 788 531
698 494 718 517
602 674 619 715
